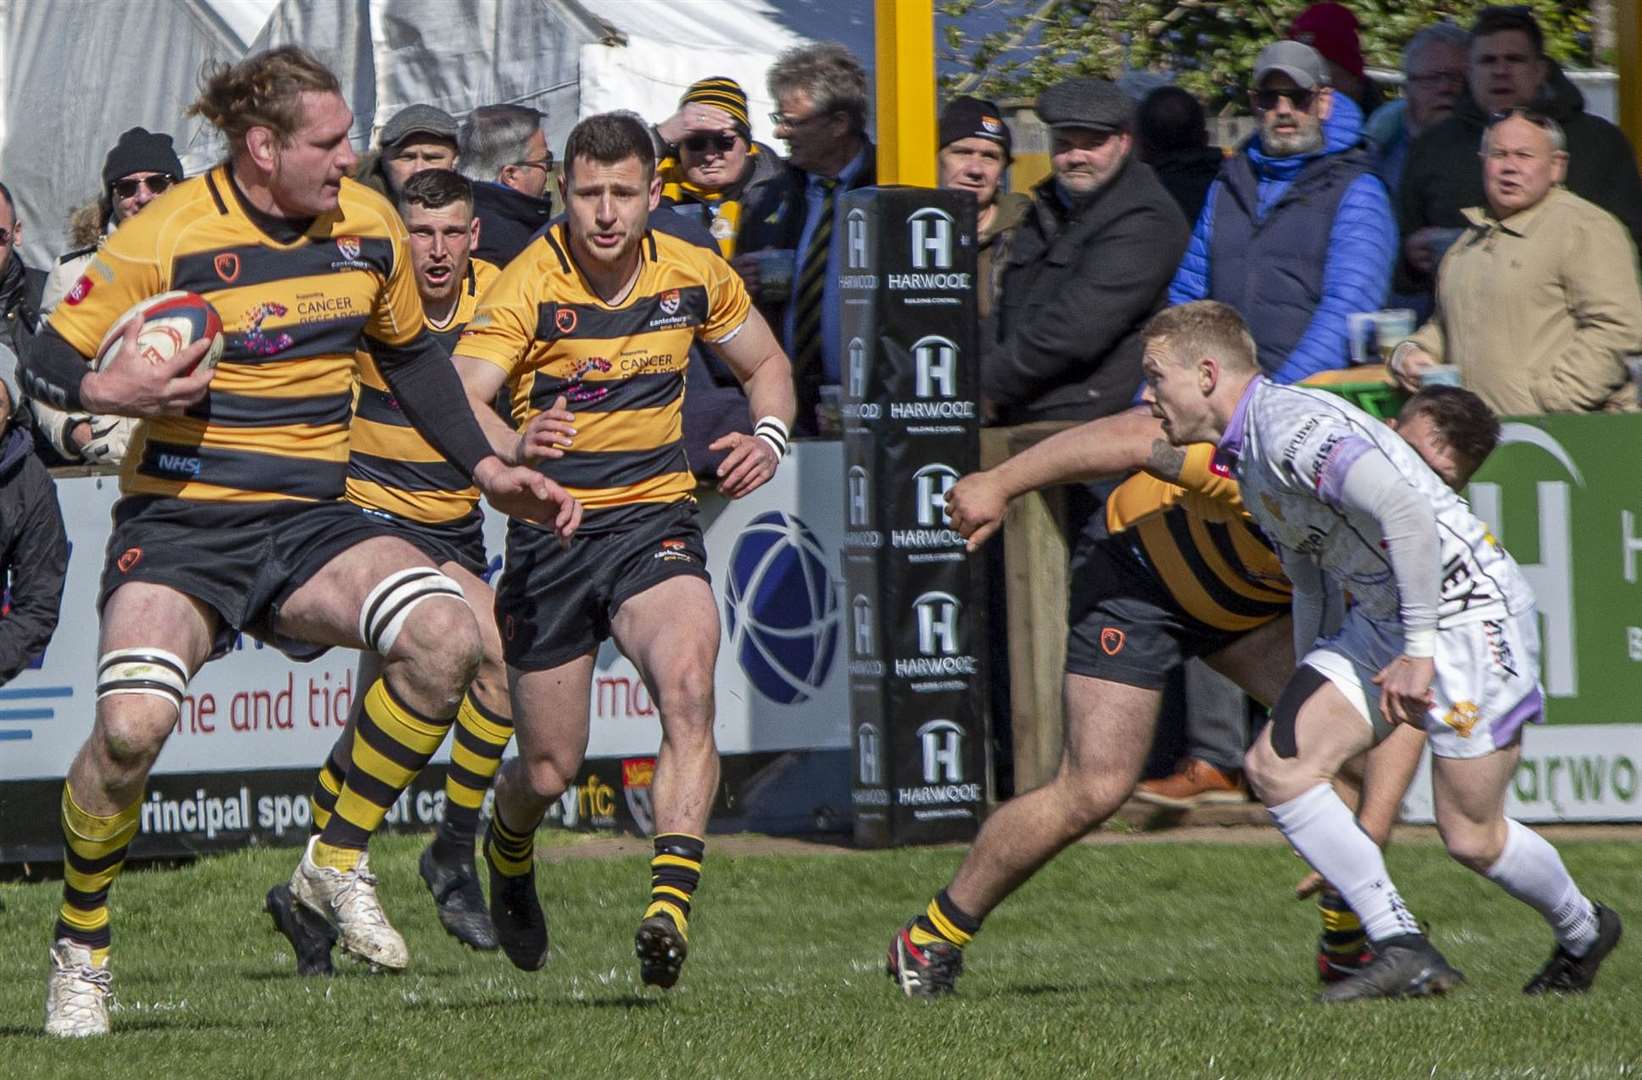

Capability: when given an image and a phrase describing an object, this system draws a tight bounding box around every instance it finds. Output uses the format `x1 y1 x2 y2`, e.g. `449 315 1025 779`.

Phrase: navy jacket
1170 94 1396 383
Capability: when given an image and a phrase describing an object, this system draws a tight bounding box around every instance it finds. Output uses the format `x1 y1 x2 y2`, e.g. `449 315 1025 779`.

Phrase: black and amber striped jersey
346 258 499 524
454 223 750 531
1106 443 1291 632
47 166 424 505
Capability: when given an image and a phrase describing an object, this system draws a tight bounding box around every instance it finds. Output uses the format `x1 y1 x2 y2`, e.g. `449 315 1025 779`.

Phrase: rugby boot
419 844 499 951
289 836 409 971
635 913 688 989
486 853 549 971
1523 903 1622 994
265 880 338 975
886 920 963 999
1318 934 1464 1002
44 940 112 1037
1316 938 1374 984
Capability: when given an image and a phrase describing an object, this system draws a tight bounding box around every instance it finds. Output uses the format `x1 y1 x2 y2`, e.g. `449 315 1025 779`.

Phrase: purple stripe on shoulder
1492 686 1546 748
1316 435 1376 506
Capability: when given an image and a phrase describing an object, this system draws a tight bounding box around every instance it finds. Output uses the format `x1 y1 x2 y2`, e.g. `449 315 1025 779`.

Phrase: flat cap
1035 77 1131 132
1253 40 1330 90
379 104 459 150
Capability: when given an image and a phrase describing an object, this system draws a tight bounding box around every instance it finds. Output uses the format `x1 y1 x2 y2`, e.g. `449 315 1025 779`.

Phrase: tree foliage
938 0 1595 109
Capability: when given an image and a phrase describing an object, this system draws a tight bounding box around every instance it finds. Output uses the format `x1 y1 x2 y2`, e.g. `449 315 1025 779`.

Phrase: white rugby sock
1485 818 1599 956
1268 784 1421 943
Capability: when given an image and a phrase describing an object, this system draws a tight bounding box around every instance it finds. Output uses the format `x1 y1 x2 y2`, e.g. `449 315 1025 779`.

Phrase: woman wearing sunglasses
34 127 183 466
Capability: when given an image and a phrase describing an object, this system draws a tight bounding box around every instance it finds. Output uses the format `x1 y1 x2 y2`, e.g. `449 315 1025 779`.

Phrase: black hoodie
1397 61 1642 293
0 421 65 682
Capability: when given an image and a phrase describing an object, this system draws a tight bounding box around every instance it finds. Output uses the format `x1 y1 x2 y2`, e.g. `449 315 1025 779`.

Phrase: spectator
0 182 43 363
937 95 1029 344
0 342 66 682
737 42 875 436
1289 3 1385 118
1169 41 1396 383
458 103 553 266
1399 5 1642 302
653 77 791 260
354 104 460 198
1388 110 1642 414
1364 22 1470 195
34 128 182 465
982 77 1187 424
1135 85 1222 224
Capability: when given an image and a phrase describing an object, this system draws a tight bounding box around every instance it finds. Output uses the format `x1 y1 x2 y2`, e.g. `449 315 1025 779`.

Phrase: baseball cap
1253 41 1331 90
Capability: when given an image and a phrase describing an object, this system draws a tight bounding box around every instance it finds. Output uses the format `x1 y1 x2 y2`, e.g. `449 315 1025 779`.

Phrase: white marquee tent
0 0 875 269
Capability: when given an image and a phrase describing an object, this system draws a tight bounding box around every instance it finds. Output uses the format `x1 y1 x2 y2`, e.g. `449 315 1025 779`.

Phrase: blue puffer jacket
1168 93 1395 383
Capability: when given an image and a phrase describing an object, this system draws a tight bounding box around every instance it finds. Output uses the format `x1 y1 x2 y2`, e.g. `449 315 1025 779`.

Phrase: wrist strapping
754 415 789 459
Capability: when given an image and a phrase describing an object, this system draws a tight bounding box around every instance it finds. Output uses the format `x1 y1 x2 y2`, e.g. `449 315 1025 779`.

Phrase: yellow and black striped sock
483 807 535 878
909 889 981 949
433 692 512 861
54 786 140 966
313 678 452 871
1318 887 1367 957
308 732 352 837
644 833 705 941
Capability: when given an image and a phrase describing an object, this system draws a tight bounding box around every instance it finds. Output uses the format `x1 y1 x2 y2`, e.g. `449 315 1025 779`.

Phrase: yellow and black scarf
659 144 762 259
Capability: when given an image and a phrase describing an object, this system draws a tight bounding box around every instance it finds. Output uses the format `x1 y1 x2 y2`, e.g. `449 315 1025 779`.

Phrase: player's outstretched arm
945 407 1173 551
708 307 795 500
375 332 581 543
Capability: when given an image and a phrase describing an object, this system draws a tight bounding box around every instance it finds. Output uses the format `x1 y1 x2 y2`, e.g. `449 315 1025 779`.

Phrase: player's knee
1059 766 1128 825
1242 736 1294 804
92 702 171 776
392 597 483 695
1438 818 1505 872
517 747 577 800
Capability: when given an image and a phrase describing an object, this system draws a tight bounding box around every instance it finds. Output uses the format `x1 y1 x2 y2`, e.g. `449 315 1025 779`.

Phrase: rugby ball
93 291 225 374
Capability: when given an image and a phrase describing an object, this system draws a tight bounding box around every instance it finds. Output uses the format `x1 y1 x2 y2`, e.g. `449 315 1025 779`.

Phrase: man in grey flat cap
981 76 1188 427
357 104 461 198
1169 40 1396 383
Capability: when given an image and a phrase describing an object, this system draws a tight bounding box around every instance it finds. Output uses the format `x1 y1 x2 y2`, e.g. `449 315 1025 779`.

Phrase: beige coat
1406 186 1642 413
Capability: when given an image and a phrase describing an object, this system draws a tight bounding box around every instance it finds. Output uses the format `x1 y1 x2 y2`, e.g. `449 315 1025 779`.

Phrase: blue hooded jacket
1168 93 1395 383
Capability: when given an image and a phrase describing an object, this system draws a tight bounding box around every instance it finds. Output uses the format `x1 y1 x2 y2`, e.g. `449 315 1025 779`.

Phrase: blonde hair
188 46 342 148
1143 301 1259 373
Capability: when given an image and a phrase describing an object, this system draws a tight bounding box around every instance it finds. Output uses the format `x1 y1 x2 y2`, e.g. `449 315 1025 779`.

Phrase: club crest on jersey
336 235 362 261
659 288 681 316
214 253 240 283
65 276 93 305
1445 701 1480 738
554 307 578 335
1099 627 1125 656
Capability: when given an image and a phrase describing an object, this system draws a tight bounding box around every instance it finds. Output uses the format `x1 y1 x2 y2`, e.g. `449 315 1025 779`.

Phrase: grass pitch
2 828 1640 1078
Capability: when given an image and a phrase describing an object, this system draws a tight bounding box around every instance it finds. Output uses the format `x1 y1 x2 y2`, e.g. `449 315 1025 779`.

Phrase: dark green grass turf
2 831 1639 1078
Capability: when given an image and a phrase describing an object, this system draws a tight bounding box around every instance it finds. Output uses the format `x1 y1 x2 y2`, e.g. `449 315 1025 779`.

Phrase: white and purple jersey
1214 376 1534 633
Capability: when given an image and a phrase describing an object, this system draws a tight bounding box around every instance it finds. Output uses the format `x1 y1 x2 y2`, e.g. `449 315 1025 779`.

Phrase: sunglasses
112 174 175 199
1251 87 1317 112
1488 106 1556 130
683 132 739 154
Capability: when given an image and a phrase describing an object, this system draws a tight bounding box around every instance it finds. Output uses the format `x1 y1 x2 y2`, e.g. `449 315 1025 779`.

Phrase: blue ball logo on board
724 512 841 705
